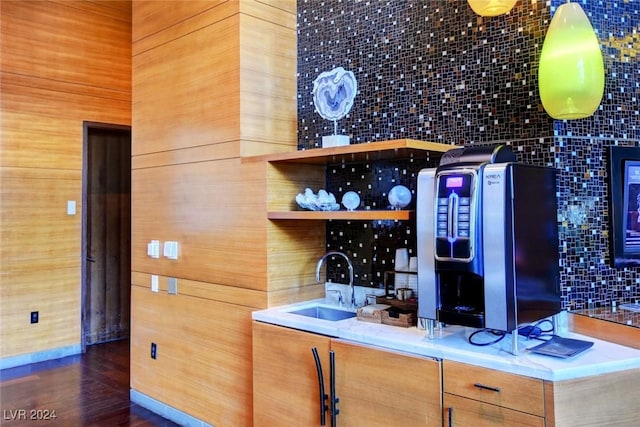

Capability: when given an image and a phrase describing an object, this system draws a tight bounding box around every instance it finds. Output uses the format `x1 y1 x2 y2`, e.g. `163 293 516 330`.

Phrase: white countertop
252 299 640 381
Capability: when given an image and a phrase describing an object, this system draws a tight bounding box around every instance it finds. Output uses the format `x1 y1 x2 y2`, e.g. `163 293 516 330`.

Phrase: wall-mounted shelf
246 138 452 165
249 139 453 221
267 210 414 220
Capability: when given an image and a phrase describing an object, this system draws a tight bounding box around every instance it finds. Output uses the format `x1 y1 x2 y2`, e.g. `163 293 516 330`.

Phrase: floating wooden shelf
267 210 414 220
249 139 454 220
245 138 452 165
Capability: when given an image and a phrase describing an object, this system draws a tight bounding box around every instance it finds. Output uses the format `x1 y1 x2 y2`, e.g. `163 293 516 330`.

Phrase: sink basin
288 305 356 321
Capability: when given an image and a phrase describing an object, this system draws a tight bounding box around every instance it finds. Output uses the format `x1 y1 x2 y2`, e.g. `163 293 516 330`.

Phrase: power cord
517 318 554 341
468 319 555 347
468 329 506 346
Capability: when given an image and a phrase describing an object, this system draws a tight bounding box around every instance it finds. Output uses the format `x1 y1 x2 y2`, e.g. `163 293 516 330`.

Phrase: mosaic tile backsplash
296 0 640 312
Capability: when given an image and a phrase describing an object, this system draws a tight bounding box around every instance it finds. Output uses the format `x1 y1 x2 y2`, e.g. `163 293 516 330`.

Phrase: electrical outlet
167 277 178 295
151 342 157 359
30 311 39 324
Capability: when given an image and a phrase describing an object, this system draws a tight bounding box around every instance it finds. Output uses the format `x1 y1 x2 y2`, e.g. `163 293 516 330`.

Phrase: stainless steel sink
288 305 356 321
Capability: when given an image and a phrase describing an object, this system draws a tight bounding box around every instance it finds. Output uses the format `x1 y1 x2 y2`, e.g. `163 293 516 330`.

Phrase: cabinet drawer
444 393 544 427
443 360 544 416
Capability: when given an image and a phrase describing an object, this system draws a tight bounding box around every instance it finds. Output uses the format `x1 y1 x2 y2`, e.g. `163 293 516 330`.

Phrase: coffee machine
417 145 560 341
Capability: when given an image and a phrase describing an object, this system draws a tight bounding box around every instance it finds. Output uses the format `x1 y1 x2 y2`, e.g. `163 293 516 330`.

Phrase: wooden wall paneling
0 0 131 359
0 167 82 356
265 283 326 308
131 271 267 309
0 78 131 169
238 0 297 27
50 0 132 19
130 0 297 422
266 162 325 211
131 143 240 170
131 158 269 290
1 0 131 94
132 16 242 156
267 221 325 291
0 263 81 356
239 13 297 151
130 285 254 426
0 167 82 260
132 0 230 45
262 160 326 304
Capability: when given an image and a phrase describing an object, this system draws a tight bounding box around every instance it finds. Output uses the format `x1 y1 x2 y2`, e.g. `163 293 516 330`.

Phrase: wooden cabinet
252 321 442 427
443 359 640 427
443 360 544 427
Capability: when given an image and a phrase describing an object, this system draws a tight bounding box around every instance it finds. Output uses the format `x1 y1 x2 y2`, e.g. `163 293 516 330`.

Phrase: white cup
409 256 418 272
395 248 409 271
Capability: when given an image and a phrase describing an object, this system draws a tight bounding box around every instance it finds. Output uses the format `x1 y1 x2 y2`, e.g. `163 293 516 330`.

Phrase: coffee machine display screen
437 173 473 198
446 176 464 188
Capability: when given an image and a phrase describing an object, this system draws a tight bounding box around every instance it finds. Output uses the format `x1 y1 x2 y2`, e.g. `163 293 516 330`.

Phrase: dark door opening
82 122 131 348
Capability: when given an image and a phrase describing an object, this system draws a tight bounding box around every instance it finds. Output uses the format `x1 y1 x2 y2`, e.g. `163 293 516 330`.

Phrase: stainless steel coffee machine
417 145 560 343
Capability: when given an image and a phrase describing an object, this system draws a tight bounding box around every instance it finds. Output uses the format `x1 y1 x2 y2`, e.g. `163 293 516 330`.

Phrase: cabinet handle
311 347 329 426
447 407 453 427
473 383 501 393
329 350 339 427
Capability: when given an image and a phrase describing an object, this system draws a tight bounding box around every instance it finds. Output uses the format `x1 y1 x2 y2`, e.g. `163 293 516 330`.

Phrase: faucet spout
316 251 356 308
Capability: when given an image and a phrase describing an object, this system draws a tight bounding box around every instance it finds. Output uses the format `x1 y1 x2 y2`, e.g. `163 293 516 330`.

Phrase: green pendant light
538 1 605 120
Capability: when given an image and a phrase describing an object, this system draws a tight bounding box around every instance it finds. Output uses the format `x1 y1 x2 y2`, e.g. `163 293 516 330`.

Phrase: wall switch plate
163 241 179 260
66 200 76 215
151 342 157 359
147 240 160 258
167 277 178 295
30 311 39 324
151 275 159 292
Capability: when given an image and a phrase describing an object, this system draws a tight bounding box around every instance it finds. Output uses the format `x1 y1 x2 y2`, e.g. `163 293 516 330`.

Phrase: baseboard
130 389 212 427
0 344 82 370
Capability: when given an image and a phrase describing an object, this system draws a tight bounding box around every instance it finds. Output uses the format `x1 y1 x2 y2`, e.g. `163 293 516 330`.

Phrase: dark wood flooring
0 339 178 426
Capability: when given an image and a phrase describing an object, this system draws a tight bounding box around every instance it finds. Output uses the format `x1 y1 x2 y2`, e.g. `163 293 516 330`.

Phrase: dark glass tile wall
297 0 640 310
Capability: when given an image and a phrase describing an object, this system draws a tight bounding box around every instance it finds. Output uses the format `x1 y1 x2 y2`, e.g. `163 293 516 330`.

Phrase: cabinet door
253 321 331 427
331 339 442 427
444 393 544 427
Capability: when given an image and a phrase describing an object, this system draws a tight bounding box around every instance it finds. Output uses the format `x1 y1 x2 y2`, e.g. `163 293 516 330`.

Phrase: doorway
82 122 131 348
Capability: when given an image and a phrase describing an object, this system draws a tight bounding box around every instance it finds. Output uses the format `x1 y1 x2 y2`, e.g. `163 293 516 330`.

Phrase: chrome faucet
316 251 356 308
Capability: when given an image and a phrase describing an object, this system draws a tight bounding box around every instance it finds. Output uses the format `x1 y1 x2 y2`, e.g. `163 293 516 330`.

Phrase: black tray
528 336 594 359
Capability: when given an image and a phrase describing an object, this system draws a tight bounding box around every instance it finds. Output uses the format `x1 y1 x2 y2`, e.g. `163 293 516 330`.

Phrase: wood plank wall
0 0 131 358
130 1 299 425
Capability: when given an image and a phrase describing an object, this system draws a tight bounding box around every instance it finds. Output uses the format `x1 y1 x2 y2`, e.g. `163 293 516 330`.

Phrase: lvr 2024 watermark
3 409 57 421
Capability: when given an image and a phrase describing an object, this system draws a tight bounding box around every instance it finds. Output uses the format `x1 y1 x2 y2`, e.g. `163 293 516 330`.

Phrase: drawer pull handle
473 383 501 393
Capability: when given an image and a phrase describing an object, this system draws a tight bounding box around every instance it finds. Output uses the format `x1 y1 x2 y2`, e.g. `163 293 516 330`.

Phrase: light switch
151 275 159 292
67 200 76 215
147 240 160 258
163 241 179 260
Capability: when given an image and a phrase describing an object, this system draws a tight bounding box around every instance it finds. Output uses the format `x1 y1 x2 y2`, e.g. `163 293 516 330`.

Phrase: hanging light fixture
467 0 517 17
538 1 605 120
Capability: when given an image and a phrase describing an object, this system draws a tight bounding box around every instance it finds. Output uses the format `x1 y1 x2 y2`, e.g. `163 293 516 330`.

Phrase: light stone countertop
252 298 640 382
